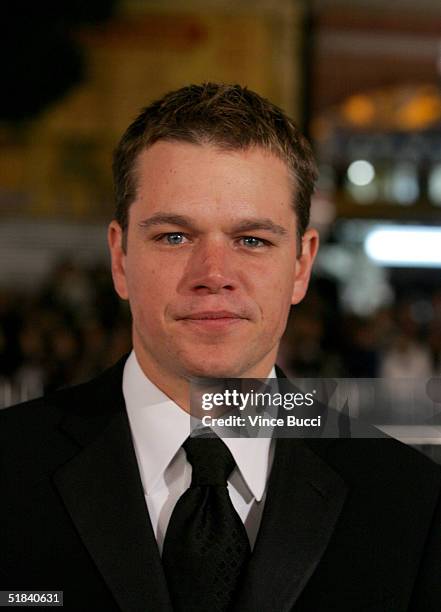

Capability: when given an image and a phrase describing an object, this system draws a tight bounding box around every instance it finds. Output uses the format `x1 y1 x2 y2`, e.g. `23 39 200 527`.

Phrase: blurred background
1 0 440 423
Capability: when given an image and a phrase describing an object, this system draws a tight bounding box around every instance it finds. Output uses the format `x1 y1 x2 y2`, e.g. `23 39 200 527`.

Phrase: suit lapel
53 358 173 612
234 369 348 612
51 360 347 611
234 439 347 612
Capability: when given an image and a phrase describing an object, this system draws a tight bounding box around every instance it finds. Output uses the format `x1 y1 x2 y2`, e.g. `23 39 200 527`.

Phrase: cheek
125 252 159 289
255 261 295 304
125 262 159 313
125 258 180 327
256 276 294 333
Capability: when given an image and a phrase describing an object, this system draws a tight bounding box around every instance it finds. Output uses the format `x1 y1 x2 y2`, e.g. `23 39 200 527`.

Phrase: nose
179 238 238 295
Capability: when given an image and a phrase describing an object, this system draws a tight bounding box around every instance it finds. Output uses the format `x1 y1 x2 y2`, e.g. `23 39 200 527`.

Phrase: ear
291 228 319 305
108 220 129 300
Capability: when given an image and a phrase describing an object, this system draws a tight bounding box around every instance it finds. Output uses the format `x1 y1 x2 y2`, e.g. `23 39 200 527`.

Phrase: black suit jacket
1 356 441 611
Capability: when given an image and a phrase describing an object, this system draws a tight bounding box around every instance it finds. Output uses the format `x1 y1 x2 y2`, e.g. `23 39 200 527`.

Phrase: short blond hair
113 82 317 249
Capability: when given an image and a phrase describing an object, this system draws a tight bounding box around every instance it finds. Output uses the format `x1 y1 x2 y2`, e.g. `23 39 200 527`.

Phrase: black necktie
162 436 251 612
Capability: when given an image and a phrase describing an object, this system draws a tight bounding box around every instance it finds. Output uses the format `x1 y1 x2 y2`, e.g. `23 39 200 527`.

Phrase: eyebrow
138 214 195 230
232 219 288 237
138 213 289 237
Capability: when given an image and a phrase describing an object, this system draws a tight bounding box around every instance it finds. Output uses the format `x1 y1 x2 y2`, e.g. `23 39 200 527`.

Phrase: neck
132 344 277 414
135 350 191 411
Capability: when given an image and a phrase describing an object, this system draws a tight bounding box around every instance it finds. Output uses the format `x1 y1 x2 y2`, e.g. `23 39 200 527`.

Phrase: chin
180 356 246 380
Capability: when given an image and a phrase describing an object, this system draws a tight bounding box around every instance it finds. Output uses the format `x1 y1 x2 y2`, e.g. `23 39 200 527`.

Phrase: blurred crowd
0 261 132 407
1 261 440 408
278 278 441 380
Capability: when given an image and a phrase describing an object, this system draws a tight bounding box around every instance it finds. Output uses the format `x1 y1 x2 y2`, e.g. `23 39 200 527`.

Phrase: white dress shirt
123 350 275 554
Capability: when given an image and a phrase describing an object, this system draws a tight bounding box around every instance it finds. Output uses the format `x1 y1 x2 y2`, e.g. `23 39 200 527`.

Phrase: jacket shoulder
0 355 128 449
306 435 441 504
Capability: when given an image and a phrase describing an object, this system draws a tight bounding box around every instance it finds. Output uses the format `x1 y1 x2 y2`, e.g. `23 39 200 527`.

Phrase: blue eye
241 236 265 248
164 233 187 245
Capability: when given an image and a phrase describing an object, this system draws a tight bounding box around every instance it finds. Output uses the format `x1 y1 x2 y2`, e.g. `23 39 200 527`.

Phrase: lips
176 310 248 331
181 310 245 321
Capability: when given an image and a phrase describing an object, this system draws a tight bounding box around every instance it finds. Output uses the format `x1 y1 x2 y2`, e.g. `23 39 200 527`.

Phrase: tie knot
183 436 235 487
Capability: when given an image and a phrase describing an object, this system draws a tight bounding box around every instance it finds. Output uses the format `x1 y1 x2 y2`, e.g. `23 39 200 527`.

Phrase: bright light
347 160 375 186
390 162 419 205
365 226 441 268
428 163 441 206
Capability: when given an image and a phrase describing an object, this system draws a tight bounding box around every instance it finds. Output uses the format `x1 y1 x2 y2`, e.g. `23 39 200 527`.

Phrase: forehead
131 141 295 223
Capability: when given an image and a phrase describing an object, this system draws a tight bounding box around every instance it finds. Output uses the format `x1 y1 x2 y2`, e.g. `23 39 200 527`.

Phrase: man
1 83 440 611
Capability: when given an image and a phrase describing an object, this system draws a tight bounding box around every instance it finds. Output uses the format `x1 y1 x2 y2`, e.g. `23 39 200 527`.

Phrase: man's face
109 141 318 380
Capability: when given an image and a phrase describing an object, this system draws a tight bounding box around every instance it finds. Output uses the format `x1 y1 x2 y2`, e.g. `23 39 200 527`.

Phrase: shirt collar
123 350 274 502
